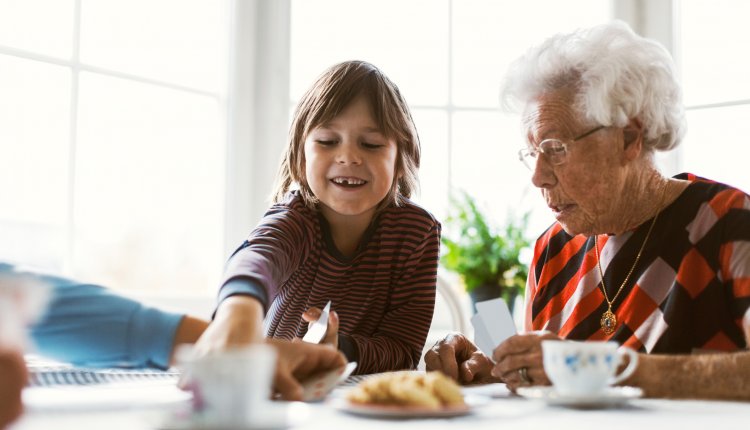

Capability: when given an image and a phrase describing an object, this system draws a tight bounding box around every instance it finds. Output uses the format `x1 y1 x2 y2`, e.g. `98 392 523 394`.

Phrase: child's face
304 95 398 224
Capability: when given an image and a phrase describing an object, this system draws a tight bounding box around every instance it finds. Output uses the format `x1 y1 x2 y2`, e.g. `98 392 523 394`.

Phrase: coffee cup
177 344 277 427
541 340 638 396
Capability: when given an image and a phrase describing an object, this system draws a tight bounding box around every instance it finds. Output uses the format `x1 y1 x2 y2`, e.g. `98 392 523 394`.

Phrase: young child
200 60 441 374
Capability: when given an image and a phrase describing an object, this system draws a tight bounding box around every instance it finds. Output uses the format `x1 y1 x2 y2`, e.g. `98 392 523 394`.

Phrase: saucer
516 386 643 408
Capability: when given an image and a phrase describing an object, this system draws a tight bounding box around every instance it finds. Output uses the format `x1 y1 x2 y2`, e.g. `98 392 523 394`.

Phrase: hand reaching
192 296 264 356
423 333 499 385
268 339 346 400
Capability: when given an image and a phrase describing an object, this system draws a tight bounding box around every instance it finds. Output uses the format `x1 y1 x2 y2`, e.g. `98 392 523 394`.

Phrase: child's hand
193 296 264 355
178 296 264 389
267 339 346 401
302 307 339 349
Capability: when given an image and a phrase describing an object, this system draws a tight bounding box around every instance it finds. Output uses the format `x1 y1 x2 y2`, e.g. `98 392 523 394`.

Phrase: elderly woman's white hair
500 20 686 152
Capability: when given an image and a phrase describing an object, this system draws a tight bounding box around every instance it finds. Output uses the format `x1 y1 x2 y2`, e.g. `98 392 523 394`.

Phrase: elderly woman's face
524 89 628 236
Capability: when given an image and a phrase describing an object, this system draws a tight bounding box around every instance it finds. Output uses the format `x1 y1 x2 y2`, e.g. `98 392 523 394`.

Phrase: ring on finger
518 367 532 384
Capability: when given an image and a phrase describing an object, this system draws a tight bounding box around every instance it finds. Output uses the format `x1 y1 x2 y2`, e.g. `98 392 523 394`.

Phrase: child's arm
200 206 313 352
192 295 265 353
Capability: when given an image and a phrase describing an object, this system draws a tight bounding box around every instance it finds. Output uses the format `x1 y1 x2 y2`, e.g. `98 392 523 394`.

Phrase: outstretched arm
626 351 750 400
169 314 209 366
624 310 750 401
192 295 264 355
30 277 193 369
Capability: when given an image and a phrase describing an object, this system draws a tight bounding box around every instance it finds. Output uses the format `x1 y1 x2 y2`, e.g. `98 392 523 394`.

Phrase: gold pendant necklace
594 202 662 335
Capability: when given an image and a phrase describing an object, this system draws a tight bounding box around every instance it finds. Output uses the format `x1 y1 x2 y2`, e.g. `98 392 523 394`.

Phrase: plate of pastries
335 371 487 418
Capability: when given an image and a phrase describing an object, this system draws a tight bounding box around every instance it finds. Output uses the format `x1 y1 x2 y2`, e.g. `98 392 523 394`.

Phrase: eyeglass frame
517 125 607 170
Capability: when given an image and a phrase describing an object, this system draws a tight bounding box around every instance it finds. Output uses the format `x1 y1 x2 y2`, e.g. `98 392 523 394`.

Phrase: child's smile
304 95 398 225
330 176 368 188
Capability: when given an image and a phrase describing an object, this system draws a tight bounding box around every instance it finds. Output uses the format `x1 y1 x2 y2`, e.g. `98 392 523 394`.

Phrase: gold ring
518 367 531 384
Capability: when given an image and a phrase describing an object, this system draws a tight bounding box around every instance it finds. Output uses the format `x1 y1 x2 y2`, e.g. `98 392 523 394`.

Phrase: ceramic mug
541 340 638 396
178 344 277 427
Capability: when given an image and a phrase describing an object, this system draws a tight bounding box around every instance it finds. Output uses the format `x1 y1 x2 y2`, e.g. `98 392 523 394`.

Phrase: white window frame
613 0 682 175
224 0 291 256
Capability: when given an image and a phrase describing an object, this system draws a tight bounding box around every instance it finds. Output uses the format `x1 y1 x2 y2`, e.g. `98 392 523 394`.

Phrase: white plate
331 394 489 418
516 386 643 408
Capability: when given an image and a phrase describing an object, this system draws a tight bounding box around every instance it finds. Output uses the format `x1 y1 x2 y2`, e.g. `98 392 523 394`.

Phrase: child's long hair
273 60 420 212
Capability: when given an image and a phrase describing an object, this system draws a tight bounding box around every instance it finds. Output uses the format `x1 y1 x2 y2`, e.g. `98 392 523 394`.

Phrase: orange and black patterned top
525 173 750 353
217 191 440 374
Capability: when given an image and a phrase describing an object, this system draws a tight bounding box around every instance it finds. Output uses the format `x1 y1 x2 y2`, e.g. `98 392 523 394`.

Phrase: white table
11 382 750 430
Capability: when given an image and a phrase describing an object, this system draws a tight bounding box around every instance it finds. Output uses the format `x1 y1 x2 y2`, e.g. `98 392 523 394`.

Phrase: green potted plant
440 191 531 314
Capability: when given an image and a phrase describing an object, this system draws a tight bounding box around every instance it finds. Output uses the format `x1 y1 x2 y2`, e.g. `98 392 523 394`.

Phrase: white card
471 298 517 358
300 361 357 402
302 301 331 344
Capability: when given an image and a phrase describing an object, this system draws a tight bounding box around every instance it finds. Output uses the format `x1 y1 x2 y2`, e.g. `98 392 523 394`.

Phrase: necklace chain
594 184 668 335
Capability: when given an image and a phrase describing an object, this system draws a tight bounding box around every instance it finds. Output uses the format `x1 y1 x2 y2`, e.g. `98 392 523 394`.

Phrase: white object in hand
302 301 331 344
471 298 517 357
300 361 357 402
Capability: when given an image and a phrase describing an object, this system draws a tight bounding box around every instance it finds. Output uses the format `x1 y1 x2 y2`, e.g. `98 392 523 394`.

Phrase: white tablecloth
12 382 750 430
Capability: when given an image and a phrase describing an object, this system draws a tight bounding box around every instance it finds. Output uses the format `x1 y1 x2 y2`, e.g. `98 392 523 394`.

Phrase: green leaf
440 190 531 295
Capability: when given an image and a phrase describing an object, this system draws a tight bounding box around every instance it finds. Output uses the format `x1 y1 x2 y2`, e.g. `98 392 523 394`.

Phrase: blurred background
1 0 748 335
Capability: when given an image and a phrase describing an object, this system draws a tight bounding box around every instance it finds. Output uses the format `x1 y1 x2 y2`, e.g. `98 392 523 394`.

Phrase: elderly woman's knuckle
425 350 437 362
437 342 454 354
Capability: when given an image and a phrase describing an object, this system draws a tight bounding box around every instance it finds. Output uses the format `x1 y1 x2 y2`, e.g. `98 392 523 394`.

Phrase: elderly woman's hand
424 333 500 385
491 331 560 392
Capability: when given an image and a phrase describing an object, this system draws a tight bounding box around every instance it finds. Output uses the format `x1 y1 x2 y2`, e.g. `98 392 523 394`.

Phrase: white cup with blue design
541 340 638 396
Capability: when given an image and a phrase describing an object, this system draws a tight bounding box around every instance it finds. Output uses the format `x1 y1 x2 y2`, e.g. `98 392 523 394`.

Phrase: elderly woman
425 20 750 400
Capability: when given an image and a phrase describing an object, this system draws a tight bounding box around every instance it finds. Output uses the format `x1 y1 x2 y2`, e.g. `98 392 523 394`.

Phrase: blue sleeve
16 267 183 369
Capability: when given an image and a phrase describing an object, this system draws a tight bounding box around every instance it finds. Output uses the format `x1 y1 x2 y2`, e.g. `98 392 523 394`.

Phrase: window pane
451 111 553 236
79 0 227 92
679 0 750 106
290 0 449 106
0 55 70 268
0 0 74 59
74 72 225 293
452 0 612 107
411 109 449 219
681 106 750 194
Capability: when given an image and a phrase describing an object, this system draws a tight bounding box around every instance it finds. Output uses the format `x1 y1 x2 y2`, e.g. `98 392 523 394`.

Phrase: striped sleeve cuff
338 333 360 363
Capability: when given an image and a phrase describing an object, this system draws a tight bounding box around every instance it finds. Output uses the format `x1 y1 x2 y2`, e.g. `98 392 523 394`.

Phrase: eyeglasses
517 125 606 170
